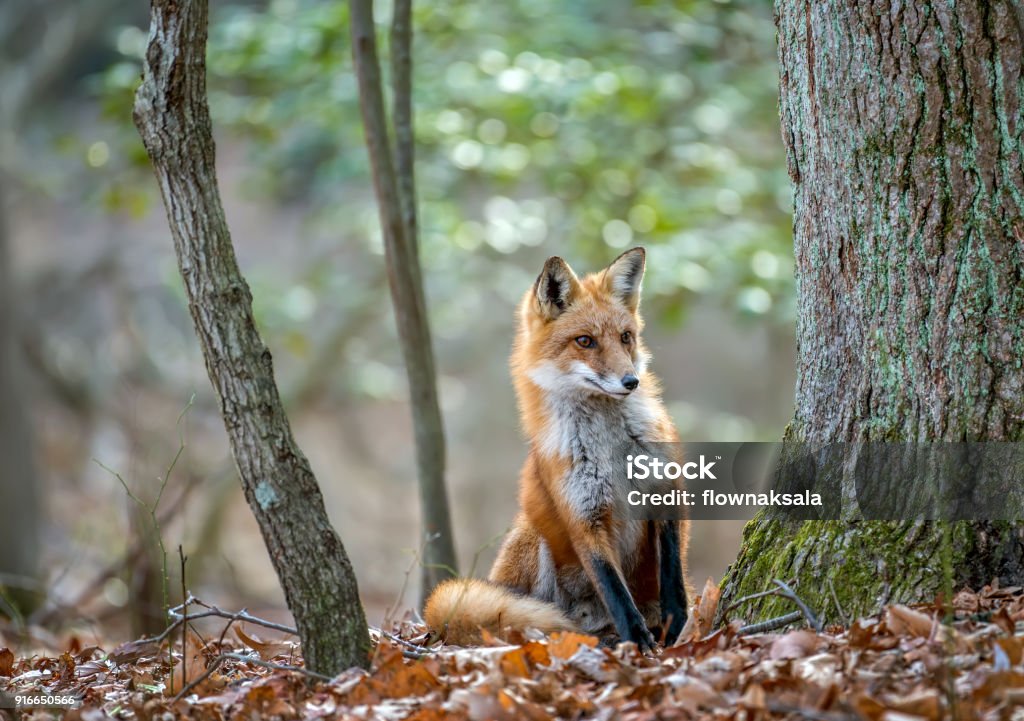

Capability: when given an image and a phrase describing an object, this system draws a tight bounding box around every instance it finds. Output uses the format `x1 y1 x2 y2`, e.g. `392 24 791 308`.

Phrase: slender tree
0 0 124 615
721 0 1024 620
0 177 40 617
133 0 370 673
350 0 458 600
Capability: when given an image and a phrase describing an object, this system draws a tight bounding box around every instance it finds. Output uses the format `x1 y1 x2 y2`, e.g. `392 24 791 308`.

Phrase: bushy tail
424 578 575 645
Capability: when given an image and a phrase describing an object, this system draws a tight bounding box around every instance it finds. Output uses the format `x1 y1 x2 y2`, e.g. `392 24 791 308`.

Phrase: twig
167 599 297 636
138 597 298 648
221 652 332 681
721 587 788 618
372 627 435 656
171 651 331 702
737 611 803 635
170 654 224 702
216 608 249 647
772 579 823 631
827 578 849 627
178 547 188 693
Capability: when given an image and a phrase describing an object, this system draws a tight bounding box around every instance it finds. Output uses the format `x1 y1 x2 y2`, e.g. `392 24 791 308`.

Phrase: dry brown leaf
884 688 942 720
166 632 207 697
0 647 14 676
108 638 160 664
886 605 934 639
665 672 721 713
234 626 292 662
850 692 887 720
769 629 821 660
676 577 721 644
995 637 1024 666
546 631 598 660
739 683 766 709
499 647 531 678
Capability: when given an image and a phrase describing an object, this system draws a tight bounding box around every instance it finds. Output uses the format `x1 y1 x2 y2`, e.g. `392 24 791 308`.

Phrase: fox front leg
658 520 688 645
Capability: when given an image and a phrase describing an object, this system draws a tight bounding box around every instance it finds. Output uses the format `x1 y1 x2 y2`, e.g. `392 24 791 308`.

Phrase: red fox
425 248 689 650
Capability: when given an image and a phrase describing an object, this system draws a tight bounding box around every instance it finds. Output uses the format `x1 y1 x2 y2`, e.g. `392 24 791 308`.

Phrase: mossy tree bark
721 1 1024 623
134 0 370 673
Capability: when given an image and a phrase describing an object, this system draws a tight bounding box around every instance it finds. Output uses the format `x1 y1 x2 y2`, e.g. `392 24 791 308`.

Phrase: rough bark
133 0 370 673
350 0 458 600
721 1 1024 623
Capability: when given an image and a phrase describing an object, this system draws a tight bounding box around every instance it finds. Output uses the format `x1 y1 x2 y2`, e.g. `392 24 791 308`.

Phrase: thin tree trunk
350 0 458 600
0 178 41 617
721 0 1024 622
133 0 370 673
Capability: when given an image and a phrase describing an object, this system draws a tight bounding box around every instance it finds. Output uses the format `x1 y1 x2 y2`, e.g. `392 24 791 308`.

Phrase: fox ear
603 247 646 311
533 256 580 320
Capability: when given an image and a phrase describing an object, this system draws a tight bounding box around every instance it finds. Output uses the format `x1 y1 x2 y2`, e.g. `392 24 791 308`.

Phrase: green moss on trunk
724 0 1024 624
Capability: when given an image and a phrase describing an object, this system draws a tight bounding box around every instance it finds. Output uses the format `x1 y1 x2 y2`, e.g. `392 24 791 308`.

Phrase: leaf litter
1 584 1024 720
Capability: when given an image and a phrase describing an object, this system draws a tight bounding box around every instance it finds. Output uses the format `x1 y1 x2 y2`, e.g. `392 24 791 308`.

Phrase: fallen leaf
770 630 820 660
546 631 598 660
676 577 721 644
235 626 292 661
166 632 207 697
0 648 13 676
884 688 942 720
108 639 160 665
886 606 934 639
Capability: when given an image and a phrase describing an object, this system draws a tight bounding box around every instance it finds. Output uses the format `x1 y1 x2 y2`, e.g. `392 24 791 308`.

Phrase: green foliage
98 0 792 325
82 0 795 426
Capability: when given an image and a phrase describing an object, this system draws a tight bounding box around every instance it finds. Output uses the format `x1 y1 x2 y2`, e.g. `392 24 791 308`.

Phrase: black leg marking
590 555 655 652
658 521 688 645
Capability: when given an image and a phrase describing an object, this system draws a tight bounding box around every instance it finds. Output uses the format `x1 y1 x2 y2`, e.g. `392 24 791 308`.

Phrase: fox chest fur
519 390 671 634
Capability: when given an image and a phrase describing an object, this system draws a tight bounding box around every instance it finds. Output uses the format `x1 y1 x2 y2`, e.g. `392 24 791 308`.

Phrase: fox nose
621 374 639 391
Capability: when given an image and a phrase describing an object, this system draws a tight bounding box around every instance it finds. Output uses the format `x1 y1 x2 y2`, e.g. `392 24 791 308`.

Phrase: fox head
515 247 650 399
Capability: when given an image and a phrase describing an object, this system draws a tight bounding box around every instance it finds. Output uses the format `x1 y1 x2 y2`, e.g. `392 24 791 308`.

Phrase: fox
424 247 689 651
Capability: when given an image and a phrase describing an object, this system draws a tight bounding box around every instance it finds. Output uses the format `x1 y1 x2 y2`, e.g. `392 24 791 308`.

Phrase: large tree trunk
133 0 370 673
720 1 1024 622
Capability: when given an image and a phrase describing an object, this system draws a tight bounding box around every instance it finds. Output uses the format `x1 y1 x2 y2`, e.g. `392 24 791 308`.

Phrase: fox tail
423 578 575 645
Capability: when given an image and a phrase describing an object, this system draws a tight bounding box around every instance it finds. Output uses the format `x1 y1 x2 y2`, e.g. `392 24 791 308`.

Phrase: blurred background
0 0 795 642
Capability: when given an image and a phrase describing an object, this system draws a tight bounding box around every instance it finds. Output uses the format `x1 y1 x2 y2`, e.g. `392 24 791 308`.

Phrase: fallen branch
137 596 298 649
772 579 823 631
737 611 804 636
170 651 332 702
370 627 435 659
722 578 823 634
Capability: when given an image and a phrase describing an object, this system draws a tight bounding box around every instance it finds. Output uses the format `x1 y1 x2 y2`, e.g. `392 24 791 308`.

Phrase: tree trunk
133 0 370 673
720 1 1024 623
350 0 458 601
0 178 41 617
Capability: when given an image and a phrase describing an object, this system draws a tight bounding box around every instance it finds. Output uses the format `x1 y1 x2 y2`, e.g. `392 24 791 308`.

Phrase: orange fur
425 248 690 646
423 579 574 645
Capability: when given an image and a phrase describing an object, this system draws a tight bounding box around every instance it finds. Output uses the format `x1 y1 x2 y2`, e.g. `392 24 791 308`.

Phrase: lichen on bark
720 1 1024 624
133 0 370 673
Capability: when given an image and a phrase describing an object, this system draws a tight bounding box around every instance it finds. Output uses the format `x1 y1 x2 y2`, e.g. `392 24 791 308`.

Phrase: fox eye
621 331 632 344
575 335 595 348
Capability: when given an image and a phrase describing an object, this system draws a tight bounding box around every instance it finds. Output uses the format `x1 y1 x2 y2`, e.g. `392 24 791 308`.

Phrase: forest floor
2 583 1024 720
